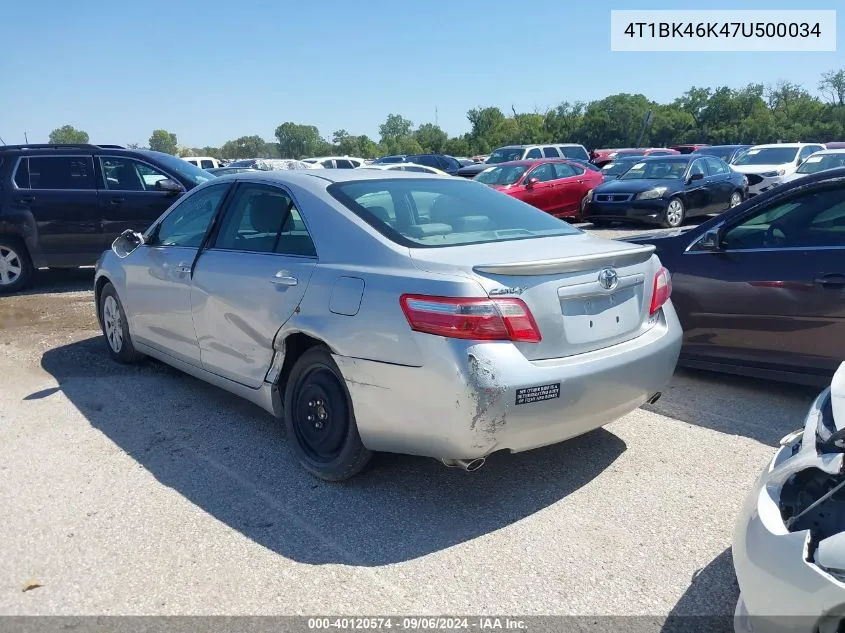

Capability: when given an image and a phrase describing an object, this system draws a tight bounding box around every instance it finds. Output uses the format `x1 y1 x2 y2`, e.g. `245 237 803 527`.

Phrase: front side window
722 185 845 250
150 183 229 248
526 163 556 182
213 184 316 256
688 160 708 178
542 147 560 158
525 148 542 159
138 150 216 185
13 158 30 188
328 178 581 248
101 157 168 191
200 160 215 169
26 156 95 190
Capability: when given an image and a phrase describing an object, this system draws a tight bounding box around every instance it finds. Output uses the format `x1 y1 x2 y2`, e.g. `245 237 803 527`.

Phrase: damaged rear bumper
333 303 681 460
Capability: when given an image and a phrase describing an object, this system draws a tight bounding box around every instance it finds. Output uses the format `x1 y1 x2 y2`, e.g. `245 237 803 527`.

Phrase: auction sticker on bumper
515 383 561 405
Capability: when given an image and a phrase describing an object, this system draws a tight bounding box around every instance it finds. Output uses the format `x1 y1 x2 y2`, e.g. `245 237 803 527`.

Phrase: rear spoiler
473 244 656 276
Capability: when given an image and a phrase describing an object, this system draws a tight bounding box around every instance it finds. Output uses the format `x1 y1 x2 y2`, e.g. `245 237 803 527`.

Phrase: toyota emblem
598 267 618 291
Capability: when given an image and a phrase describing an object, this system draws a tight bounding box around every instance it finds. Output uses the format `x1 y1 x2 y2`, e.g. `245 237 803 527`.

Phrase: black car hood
457 163 490 176
595 178 682 194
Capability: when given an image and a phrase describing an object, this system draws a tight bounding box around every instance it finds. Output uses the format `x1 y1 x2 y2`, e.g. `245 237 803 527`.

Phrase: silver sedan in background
94 170 682 480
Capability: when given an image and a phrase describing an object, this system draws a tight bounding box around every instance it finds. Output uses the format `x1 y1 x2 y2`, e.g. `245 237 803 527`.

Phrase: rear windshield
487 148 525 164
327 178 580 248
475 165 528 185
733 147 799 166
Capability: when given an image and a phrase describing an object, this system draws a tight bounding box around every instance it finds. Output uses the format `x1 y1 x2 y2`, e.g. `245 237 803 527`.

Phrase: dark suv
0 144 216 293
403 154 463 175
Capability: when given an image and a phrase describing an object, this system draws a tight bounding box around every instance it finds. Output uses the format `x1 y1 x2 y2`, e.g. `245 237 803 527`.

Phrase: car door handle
175 265 191 274
108 197 125 205
15 196 35 204
814 274 845 288
270 272 298 286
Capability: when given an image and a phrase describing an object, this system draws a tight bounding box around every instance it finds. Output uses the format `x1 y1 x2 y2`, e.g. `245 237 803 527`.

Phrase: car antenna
0 135 5 145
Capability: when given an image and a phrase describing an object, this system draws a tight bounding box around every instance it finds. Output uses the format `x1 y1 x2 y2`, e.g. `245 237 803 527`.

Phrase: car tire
729 191 744 208
283 345 372 481
662 197 686 228
99 282 143 364
0 237 33 294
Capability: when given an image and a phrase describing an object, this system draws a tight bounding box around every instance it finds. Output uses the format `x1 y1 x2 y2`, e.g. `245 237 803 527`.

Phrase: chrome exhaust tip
647 392 662 405
441 457 486 472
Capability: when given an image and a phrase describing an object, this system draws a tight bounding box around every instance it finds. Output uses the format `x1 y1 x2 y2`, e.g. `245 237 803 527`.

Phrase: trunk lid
409 233 660 361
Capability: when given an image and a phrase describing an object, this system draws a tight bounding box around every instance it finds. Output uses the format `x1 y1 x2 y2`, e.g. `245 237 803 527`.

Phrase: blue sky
1 0 842 148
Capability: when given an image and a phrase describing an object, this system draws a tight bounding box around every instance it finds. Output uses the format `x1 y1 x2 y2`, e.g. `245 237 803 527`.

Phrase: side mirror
688 172 705 182
112 229 145 258
689 228 721 252
525 177 539 188
155 178 184 194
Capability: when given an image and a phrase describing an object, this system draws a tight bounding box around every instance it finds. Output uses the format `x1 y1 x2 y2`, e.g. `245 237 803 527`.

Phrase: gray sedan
94 170 682 480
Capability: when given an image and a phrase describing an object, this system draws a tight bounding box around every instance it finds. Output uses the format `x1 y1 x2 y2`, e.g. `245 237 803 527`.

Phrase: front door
14 155 101 266
191 183 317 387
123 182 232 366
97 156 184 249
549 161 585 217
678 183 845 378
682 158 712 217
521 163 558 213
703 156 733 211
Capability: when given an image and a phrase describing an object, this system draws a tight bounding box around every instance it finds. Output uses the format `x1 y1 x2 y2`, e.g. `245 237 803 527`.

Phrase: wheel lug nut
315 421 324 429
316 399 323 406
308 400 315 407
319 413 327 420
306 414 314 421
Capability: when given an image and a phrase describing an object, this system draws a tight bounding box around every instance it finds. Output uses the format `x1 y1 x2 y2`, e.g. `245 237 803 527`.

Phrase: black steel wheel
283 346 371 481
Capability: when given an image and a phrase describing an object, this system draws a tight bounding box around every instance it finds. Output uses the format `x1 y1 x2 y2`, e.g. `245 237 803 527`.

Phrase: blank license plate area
561 286 640 345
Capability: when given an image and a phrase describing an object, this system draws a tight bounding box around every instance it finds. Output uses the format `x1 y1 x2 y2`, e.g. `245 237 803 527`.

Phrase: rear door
14 154 100 266
549 162 584 216
676 183 845 378
191 182 317 387
97 156 183 248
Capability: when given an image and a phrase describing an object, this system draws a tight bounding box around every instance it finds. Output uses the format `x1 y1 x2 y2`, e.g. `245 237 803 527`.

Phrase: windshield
732 147 799 166
487 148 525 164
475 165 528 186
137 151 216 185
695 147 738 162
620 160 687 180
328 178 580 248
602 161 635 177
796 153 845 174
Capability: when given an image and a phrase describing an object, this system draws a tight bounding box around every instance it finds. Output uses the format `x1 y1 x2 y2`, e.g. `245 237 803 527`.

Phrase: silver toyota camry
94 169 682 480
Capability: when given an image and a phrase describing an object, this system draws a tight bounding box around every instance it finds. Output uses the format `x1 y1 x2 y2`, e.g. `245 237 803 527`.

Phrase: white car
733 361 845 633
302 156 365 169
781 148 845 184
362 162 449 176
182 156 221 170
731 143 826 196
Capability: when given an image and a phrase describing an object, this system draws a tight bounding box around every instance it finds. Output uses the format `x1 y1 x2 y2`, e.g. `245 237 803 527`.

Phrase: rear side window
200 160 214 169
335 159 354 169
560 146 589 160
328 178 580 248
27 156 96 190
542 147 560 158
14 158 30 188
525 148 542 159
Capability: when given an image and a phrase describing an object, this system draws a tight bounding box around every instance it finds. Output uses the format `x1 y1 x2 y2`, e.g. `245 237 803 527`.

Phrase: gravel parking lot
0 223 818 626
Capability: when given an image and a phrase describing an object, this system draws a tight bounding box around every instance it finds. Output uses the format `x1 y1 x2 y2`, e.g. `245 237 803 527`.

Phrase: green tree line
48 68 845 159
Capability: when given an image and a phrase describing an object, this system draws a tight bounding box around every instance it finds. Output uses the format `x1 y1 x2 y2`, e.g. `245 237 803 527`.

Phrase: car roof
480 158 582 167
215 167 445 185
813 148 845 154
633 155 695 162
748 143 814 149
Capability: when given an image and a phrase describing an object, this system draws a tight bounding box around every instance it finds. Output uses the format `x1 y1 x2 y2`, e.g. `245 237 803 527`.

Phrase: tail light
649 267 672 316
400 295 541 342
